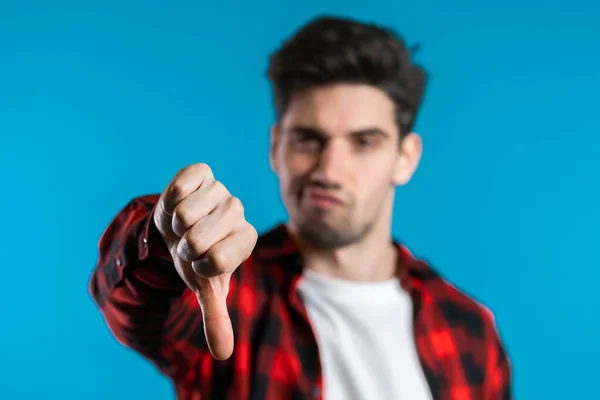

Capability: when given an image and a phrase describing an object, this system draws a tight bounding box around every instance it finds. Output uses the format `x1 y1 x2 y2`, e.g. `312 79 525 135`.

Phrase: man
90 15 512 400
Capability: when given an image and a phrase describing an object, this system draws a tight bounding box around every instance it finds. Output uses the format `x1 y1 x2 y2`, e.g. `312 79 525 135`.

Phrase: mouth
302 189 344 209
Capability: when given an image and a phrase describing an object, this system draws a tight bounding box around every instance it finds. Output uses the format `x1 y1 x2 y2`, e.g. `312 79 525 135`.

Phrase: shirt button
142 236 148 248
116 257 122 267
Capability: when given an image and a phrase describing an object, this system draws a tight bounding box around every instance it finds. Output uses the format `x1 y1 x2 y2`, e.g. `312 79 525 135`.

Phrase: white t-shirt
297 268 433 400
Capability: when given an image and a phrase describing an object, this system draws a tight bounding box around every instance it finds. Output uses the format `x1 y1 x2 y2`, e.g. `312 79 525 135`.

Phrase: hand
153 163 257 360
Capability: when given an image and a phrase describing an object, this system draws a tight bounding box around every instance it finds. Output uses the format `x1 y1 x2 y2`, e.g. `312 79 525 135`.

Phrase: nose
310 139 347 183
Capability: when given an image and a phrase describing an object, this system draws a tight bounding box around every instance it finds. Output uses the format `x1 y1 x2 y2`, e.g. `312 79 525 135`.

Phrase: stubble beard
293 207 374 250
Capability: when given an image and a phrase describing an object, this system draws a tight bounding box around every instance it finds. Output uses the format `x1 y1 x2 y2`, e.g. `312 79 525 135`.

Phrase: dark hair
266 15 428 137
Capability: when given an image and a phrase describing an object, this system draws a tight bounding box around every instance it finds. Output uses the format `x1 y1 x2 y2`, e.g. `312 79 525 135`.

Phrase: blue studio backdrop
1 1 598 399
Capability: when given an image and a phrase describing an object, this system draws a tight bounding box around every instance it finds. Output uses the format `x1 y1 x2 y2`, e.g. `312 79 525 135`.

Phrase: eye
354 134 376 149
291 134 323 151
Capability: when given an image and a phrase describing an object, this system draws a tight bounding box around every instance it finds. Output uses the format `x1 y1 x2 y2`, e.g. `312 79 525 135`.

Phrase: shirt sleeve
483 309 513 400
88 194 208 380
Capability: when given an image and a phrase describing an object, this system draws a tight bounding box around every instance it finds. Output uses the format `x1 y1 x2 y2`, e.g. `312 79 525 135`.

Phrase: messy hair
266 15 428 137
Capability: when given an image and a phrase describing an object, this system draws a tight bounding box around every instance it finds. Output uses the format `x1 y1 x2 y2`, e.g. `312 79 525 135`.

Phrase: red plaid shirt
90 194 512 400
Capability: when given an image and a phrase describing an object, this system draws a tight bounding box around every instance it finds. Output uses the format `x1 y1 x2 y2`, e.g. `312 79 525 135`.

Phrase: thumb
195 274 234 360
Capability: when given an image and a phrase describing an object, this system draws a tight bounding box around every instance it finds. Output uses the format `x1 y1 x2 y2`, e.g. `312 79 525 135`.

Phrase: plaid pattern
90 194 512 400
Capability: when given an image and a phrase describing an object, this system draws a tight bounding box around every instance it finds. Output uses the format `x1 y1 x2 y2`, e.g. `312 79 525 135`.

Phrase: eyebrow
289 125 390 139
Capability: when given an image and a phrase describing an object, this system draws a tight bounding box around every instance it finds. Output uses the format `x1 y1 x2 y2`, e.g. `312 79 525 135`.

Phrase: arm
89 195 206 379
92 163 257 369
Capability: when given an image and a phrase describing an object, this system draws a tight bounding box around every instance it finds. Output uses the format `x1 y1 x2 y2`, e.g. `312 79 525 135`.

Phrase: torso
297 268 432 400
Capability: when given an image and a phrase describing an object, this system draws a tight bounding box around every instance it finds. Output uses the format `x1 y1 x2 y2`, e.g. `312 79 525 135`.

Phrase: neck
289 223 398 282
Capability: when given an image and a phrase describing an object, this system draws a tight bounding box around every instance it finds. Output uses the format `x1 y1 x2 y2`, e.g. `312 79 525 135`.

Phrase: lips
303 189 343 208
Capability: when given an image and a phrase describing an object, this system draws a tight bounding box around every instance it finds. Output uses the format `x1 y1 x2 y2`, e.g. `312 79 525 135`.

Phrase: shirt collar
254 223 439 294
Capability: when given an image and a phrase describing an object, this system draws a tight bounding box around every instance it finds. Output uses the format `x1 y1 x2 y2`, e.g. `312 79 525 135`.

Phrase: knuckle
187 229 209 256
153 206 170 234
210 180 228 198
194 163 213 178
173 203 194 230
178 235 205 261
192 258 219 279
243 226 258 259
208 249 234 272
169 180 191 202
227 196 244 215
170 163 213 199
176 238 191 261
248 224 258 244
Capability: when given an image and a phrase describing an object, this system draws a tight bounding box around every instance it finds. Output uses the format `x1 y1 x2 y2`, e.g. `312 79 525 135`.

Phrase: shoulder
408 255 505 347
408 255 513 396
436 271 497 335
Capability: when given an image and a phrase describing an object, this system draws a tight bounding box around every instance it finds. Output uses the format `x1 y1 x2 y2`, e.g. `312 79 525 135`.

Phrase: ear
269 123 280 173
392 132 422 186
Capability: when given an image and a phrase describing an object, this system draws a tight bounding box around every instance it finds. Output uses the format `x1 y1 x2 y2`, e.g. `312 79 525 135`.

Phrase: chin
295 217 362 249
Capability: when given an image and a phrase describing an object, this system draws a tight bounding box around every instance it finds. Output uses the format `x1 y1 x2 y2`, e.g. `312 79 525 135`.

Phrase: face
270 83 422 249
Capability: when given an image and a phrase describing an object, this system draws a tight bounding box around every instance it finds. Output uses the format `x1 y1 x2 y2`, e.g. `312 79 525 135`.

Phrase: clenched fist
153 163 258 360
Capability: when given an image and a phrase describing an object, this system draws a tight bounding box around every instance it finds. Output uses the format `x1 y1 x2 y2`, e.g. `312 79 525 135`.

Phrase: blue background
1 1 598 398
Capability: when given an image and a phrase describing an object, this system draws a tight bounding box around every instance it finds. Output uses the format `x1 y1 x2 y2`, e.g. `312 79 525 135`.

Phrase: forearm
89 196 201 377
89 258 194 376
89 257 185 345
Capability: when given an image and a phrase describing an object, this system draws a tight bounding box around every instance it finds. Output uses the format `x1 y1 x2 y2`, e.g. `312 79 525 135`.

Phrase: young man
90 15 512 400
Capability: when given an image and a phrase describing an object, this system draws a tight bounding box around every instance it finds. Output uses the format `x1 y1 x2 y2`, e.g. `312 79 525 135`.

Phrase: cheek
277 151 313 194
283 151 315 179
355 158 395 201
